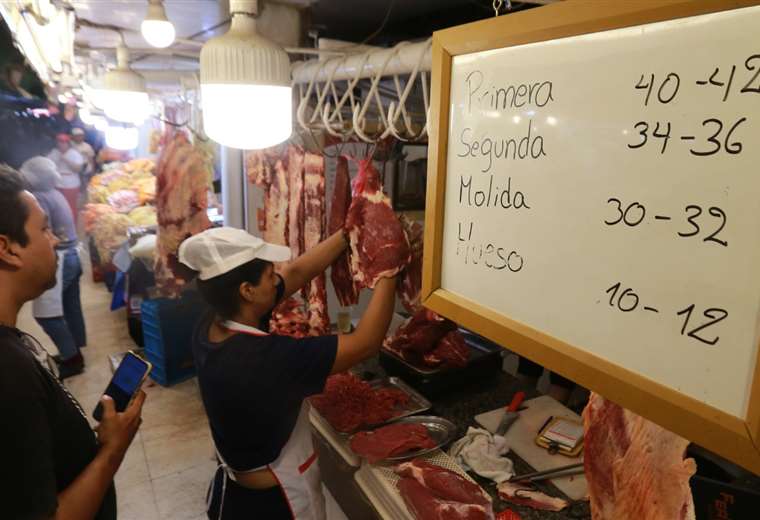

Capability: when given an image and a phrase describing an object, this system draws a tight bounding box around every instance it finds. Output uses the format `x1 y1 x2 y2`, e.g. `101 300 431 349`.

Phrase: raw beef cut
310 373 409 433
385 309 457 355
398 215 424 313
329 156 359 306
350 423 436 463
345 159 410 288
398 478 492 520
287 146 305 257
497 482 568 512
303 152 330 334
154 131 211 297
264 156 289 246
583 393 696 520
423 330 470 369
269 297 310 338
396 459 491 507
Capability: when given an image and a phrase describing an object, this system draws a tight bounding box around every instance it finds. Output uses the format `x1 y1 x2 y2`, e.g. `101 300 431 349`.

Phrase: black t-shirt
192 278 338 471
0 326 116 520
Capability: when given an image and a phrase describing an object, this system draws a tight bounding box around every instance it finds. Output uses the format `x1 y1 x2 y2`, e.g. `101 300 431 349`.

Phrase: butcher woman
179 222 406 519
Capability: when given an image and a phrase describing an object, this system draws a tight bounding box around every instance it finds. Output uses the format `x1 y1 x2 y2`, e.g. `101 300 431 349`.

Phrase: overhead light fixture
200 0 292 150
105 124 139 150
97 44 151 125
141 0 176 48
92 115 109 132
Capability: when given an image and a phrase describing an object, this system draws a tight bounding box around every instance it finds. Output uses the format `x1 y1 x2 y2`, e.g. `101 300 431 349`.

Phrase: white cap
20 156 61 191
178 227 291 280
71 127 85 136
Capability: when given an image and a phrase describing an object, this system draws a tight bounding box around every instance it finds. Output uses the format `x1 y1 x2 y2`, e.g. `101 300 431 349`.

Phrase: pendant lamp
141 0 176 48
200 0 292 150
97 44 151 125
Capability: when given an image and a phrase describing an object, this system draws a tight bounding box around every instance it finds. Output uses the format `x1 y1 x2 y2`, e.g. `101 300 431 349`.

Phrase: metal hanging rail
291 39 433 143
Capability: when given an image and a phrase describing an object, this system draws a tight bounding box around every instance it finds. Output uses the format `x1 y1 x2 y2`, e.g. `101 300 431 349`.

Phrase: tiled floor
18 263 214 520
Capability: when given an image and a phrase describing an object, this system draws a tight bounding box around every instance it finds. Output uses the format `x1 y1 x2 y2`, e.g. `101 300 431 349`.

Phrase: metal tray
310 376 432 437
381 329 501 376
351 415 457 464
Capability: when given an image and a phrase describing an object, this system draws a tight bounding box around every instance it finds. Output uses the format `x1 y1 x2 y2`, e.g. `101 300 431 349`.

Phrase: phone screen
93 353 150 421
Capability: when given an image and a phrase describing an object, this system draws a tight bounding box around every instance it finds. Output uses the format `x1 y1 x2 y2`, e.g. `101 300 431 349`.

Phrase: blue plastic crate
140 292 206 386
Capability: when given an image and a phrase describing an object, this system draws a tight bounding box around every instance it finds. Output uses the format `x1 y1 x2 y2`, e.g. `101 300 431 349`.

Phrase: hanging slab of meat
155 132 211 297
329 156 359 306
583 393 696 520
398 215 424 313
398 478 492 520
310 373 410 433
345 159 411 289
245 149 273 187
396 459 491 507
350 423 436 464
303 152 330 334
422 330 470 369
287 146 305 257
384 309 457 356
263 156 289 247
497 482 569 512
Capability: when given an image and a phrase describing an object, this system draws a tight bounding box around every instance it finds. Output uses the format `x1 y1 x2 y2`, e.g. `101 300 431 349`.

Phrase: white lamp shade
141 19 176 48
202 84 292 150
97 90 151 125
105 125 139 150
92 116 109 131
200 7 292 150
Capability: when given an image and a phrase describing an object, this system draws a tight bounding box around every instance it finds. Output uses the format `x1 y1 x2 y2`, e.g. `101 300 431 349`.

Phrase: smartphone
93 351 152 422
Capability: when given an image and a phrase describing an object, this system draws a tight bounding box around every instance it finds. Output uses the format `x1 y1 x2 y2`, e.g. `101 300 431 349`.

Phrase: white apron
32 251 64 318
209 320 326 520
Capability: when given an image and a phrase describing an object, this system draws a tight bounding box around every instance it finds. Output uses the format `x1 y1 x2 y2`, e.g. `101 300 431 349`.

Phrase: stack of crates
141 291 205 386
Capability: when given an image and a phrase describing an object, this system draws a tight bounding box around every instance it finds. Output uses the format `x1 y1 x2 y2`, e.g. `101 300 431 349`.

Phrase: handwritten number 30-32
677 205 728 247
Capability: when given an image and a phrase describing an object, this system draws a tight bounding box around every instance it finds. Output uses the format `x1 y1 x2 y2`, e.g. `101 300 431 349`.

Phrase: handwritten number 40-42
605 199 727 247
605 283 727 346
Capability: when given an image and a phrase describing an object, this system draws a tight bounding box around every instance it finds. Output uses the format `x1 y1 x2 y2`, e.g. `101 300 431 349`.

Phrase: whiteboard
440 5 760 419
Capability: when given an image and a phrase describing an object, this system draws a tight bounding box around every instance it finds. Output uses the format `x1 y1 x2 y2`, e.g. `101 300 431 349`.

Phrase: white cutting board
474 395 587 501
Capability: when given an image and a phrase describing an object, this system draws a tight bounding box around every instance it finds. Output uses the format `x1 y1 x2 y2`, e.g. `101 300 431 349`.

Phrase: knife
496 391 526 436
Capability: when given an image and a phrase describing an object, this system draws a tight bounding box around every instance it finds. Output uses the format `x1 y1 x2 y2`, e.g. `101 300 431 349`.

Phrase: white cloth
32 251 64 318
448 426 515 483
48 148 84 189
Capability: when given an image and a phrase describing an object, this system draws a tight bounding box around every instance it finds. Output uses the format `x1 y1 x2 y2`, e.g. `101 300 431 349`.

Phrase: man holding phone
0 165 145 520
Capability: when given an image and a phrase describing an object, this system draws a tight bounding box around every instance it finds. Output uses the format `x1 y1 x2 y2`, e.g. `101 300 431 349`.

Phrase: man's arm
52 393 145 520
277 230 348 299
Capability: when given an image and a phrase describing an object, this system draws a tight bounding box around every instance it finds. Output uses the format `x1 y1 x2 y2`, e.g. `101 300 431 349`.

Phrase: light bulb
79 107 94 125
141 19 176 48
202 84 292 150
93 116 108 131
96 89 151 125
105 125 139 150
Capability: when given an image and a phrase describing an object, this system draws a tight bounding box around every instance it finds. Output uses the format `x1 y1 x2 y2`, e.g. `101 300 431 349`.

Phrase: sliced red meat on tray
385 309 456 355
329 156 360 306
350 423 436 464
398 478 492 520
345 159 410 289
422 330 470 369
396 459 491 507
310 373 411 433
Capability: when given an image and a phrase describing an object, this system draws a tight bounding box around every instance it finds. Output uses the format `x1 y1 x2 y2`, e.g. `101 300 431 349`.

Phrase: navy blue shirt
192 279 337 471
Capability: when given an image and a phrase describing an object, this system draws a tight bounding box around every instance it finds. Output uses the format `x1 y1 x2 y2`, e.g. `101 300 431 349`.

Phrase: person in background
20 157 88 380
0 164 145 520
71 127 96 187
47 133 84 224
179 225 404 520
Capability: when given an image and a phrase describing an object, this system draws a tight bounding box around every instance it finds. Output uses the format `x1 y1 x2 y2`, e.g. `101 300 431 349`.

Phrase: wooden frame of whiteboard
423 0 760 474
